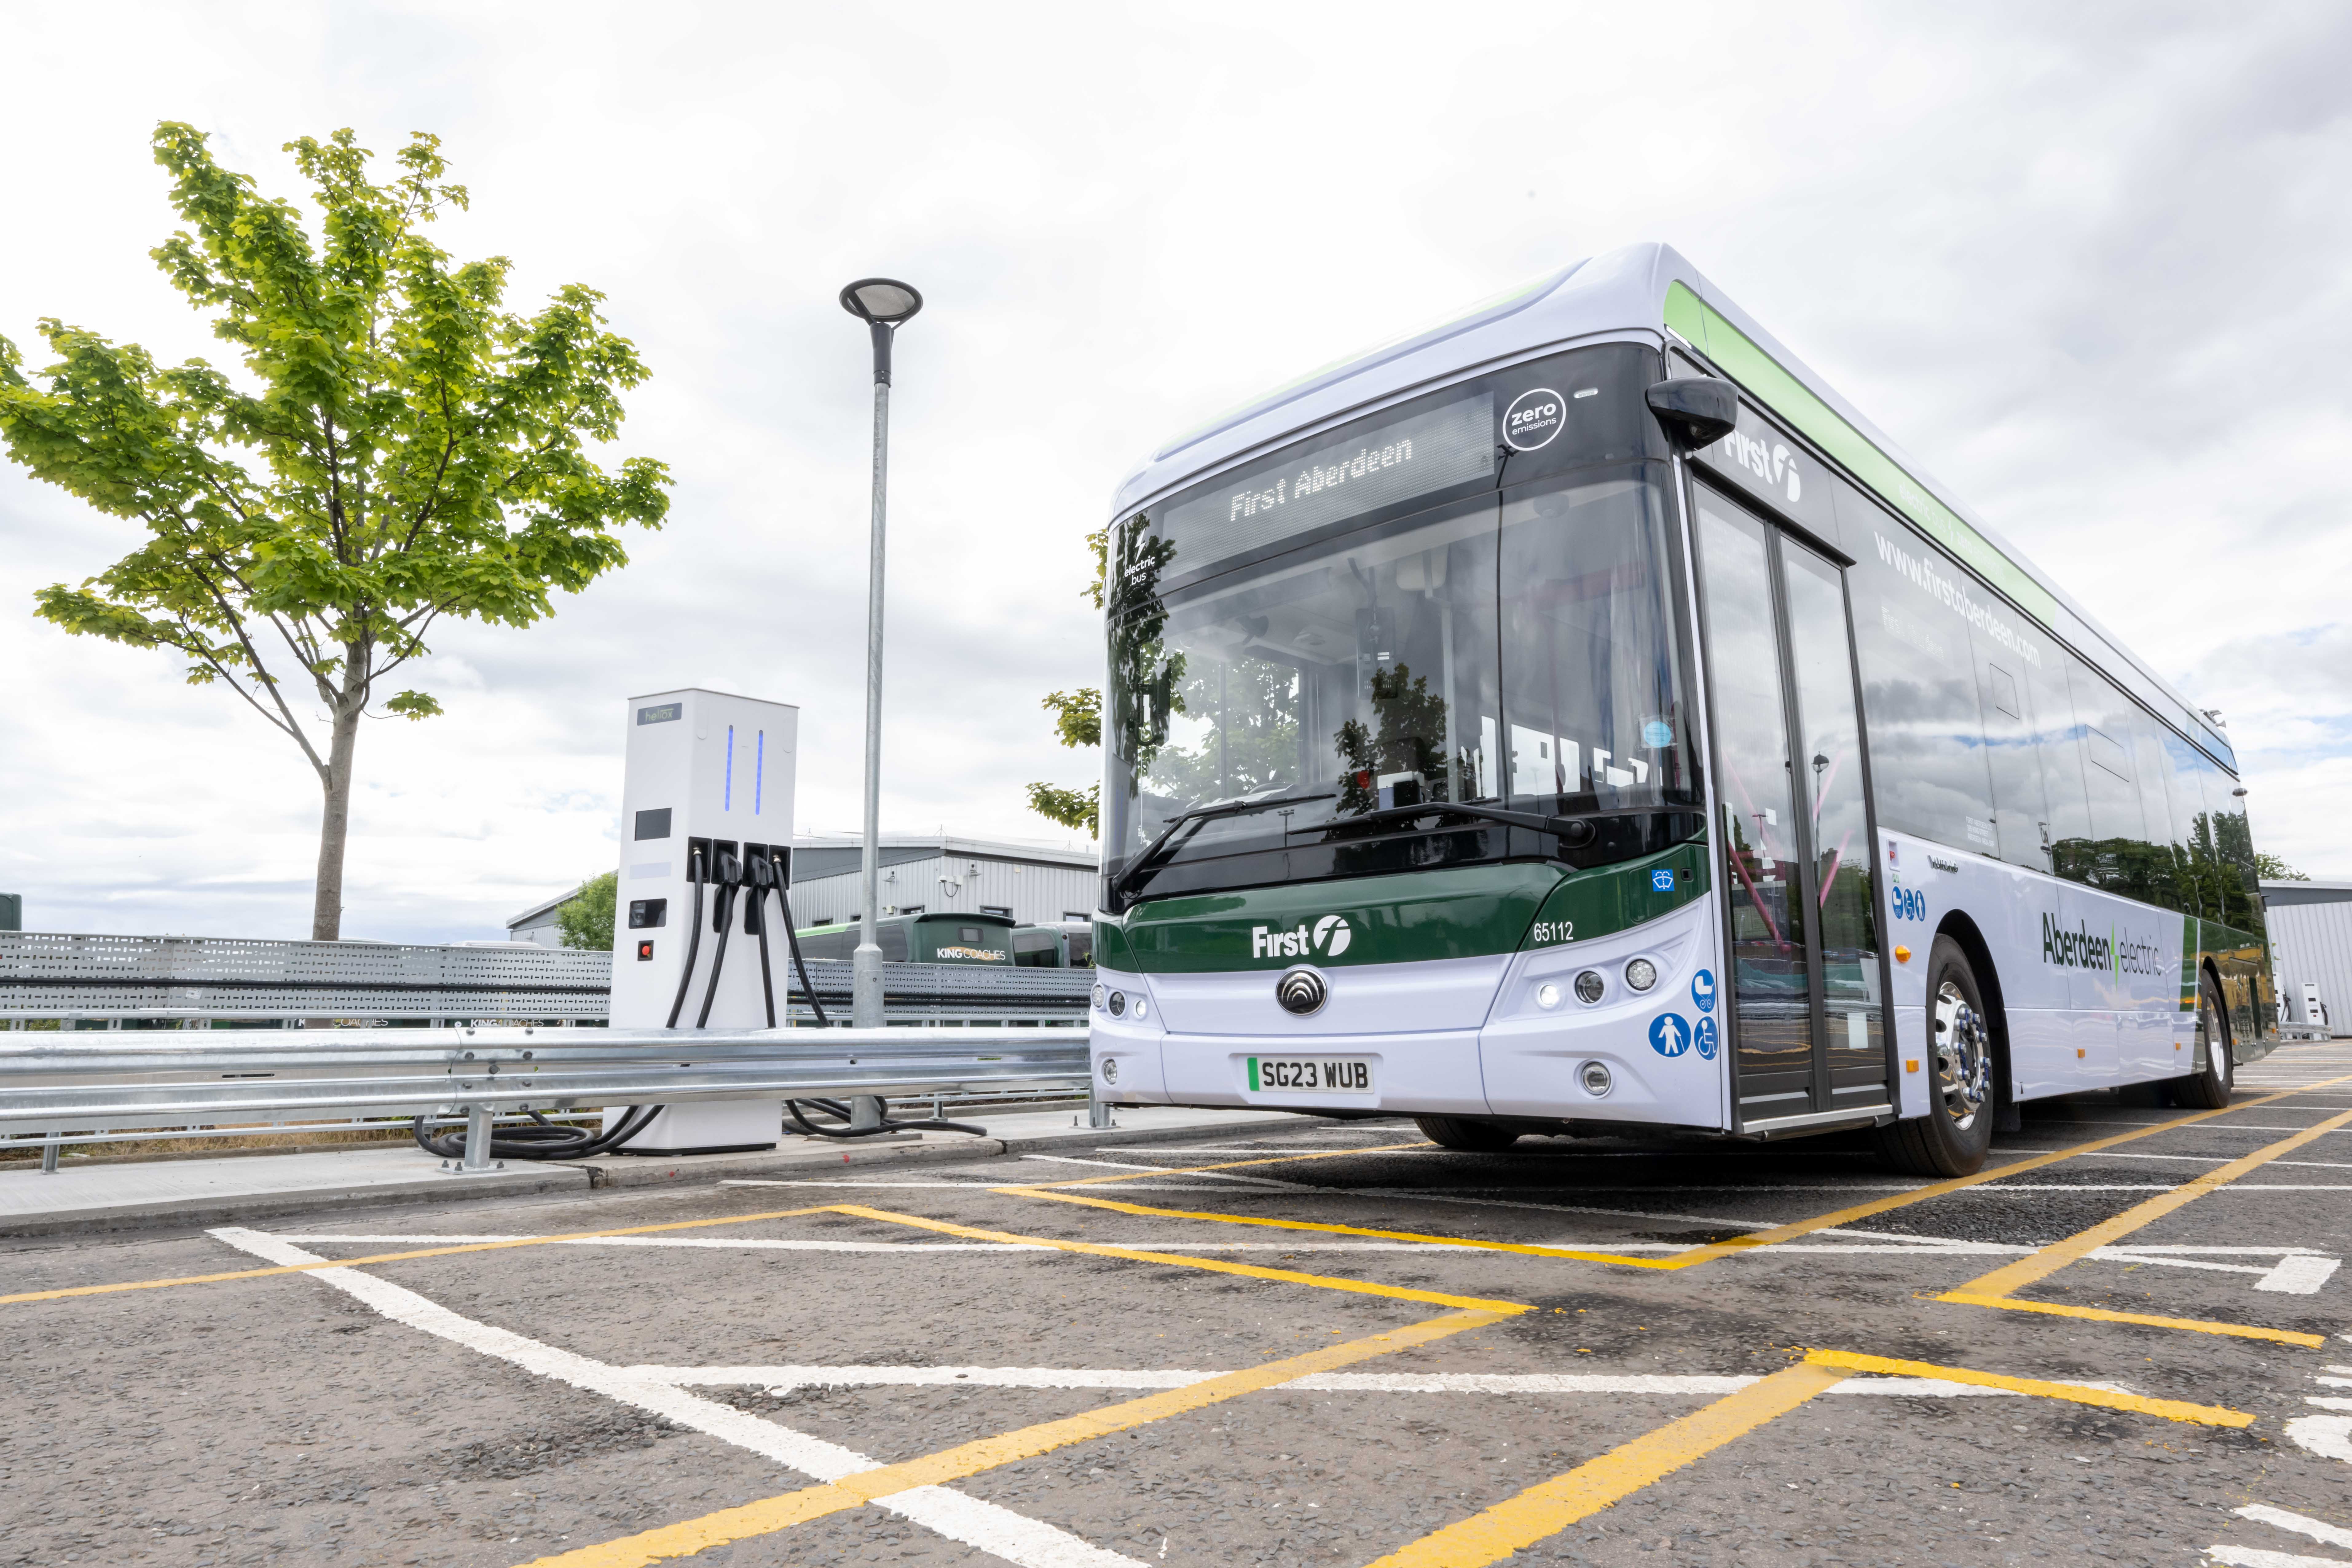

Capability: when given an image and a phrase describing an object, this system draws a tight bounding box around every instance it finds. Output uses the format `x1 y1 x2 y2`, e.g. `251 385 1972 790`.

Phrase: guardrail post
40 1130 60 1173
1088 1083 1115 1129
461 1104 500 1173
849 1095 885 1132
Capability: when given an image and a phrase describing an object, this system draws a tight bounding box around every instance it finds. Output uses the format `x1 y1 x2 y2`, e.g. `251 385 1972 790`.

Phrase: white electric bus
1086 244 2276 1176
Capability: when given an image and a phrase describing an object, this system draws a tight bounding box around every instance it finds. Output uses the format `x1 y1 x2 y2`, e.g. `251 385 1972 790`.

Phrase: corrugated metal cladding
793 854 1099 927
2264 881 2352 1035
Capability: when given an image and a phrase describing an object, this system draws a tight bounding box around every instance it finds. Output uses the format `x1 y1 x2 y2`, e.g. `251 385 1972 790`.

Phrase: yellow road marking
1003 1184 1671 1266
1936 1101 2352 1341
1023 1141 1435 1185
991 1082 2352 1277
511 1308 1512 1568
1357 1361 1850 1567
828 1204 1533 1313
0 1206 835 1306
1933 1292 2327 1347
1799 1349 2252 1425
1665 1075 2352 1268
1954 1104 2352 1299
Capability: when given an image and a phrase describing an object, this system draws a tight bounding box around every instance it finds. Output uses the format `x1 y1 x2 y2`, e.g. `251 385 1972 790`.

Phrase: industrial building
505 835 1098 945
785 834 1097 927
2266 879 2352 1036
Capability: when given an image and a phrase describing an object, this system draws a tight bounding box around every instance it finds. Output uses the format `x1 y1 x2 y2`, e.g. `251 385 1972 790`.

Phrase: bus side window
2159 729 2212 922
879 923 910 962
1845 514 1997 854
2025 654 2092 882
1973 635 2047 873
2128 708 2192 917
2068 656 2146 893
795 927 849 961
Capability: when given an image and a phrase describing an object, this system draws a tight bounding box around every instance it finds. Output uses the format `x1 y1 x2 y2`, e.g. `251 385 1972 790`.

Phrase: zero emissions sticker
1503 387 1565 451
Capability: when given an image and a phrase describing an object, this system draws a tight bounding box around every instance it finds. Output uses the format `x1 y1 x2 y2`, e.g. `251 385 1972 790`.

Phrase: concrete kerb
0 1106 1310 1240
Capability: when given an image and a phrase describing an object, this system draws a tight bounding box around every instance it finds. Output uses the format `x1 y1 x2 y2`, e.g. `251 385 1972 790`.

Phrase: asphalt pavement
6 1041 2350 1568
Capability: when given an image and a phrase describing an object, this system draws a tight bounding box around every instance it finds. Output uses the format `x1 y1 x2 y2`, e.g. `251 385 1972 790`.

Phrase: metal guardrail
0 932 1092 1025
0 1023 1093 1138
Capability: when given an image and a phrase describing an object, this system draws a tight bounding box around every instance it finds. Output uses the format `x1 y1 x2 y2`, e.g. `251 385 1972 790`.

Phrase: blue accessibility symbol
1648 1013 1691 1058
1691 969 1716 1013
1695 1017 1719 1060
1650 868 1677 893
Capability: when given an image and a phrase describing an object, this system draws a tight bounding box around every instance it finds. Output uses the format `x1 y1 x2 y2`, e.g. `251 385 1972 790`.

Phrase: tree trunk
310 702 364 941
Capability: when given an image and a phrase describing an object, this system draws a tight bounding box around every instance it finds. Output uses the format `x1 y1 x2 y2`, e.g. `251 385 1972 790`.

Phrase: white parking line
206 1228 1144 1568
267 1232 2039 1258
620 1363 2094 1399
2233 1507 2352 1551
2079 1151 2352 1172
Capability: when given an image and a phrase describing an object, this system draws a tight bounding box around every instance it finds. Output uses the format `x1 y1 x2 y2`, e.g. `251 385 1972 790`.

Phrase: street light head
841 278 922 326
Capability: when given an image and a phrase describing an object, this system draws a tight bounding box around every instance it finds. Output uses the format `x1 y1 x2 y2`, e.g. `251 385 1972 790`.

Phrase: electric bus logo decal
1252 914 1353 960
1692 970 1716 1013
1649 1013 1692 1057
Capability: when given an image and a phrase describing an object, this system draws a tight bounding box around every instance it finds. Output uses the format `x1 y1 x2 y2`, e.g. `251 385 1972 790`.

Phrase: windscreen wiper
1321 799 1603 845
1109 789 1338 902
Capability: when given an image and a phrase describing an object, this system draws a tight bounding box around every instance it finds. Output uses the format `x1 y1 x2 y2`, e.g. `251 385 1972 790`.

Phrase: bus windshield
1104 462 1700 899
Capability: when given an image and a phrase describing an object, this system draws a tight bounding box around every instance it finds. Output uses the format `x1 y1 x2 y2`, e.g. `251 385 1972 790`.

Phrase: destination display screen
1159 391 1494 570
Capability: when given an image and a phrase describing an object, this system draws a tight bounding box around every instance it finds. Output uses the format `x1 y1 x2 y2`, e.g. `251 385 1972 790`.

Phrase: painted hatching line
2204 1502 2352 1567
2282 1364 2352 1470
206 1228 1146 1568
273 1235 2342 1292
616 1363 2143 1401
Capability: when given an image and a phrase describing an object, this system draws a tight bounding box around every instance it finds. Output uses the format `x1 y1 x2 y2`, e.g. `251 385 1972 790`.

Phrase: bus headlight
1579 1061 1614 1096
1107 990 1126 1017
1131 996 1149 1020
1091 984 1107 1011
1624 958 1658 992
1536 982 1562 1010
1574 970 1606 1004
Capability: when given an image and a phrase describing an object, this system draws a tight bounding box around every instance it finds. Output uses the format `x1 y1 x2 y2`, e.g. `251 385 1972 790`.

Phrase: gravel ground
4 1043 2349 1568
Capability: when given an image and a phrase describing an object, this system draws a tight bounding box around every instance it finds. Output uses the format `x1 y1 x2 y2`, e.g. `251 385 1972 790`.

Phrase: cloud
1 0 2348 943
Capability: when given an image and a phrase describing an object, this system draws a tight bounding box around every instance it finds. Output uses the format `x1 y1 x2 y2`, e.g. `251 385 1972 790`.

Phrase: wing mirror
1645 376 1740 451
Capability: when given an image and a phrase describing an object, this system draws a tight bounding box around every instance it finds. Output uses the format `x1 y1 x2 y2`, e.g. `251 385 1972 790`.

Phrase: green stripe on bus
1248 1058 1260 1092
1665 281 2061 627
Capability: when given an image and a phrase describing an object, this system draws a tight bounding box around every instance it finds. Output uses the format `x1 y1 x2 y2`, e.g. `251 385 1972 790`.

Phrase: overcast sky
2 1 2347 943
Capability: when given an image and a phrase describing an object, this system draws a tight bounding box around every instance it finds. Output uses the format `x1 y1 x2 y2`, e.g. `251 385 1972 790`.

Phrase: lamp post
840 278 923 1050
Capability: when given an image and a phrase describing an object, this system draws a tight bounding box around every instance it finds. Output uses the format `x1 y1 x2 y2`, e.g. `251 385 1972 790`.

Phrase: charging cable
746 845 983 1138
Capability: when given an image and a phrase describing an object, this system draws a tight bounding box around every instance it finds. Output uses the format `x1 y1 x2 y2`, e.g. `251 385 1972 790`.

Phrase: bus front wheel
1414 1115 1521 1151
2170 974 2234 1109
1874 937 1995 1177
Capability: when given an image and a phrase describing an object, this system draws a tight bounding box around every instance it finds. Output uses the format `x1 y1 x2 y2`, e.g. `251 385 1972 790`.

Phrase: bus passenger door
1693 489 1891 1129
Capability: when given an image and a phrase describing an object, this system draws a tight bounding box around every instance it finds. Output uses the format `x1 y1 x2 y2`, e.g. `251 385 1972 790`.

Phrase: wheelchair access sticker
1695 1016 1719 1060
1649 1013 1692 1057
1691 969 1716 1013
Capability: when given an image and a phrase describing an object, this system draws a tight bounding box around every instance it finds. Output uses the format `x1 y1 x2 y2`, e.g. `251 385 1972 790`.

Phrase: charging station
608 687 800 1153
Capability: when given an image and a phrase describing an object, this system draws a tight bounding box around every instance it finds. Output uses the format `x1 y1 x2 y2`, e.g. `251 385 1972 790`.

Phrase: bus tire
2170 973 2234 1110
1414 1115 1521 1151
1874 937 1996 1177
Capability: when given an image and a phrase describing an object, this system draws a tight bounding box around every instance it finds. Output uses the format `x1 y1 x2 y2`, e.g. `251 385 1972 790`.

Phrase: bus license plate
1247 1057 1373 1094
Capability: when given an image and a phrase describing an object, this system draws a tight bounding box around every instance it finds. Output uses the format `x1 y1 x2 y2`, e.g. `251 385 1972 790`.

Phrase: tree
2255 853 2309 882
1025 526 1109 837
554 871 618 951
0 124 669 938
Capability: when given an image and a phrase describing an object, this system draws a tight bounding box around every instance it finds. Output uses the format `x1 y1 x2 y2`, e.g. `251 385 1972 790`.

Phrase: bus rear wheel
1874 937 1995 1177
2170 973 2234 1109
1414 1115 1521 1151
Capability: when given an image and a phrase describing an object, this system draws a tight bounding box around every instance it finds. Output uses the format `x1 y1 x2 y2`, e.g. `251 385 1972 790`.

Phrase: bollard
848 1095 886 1132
